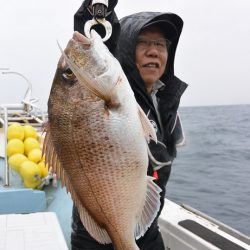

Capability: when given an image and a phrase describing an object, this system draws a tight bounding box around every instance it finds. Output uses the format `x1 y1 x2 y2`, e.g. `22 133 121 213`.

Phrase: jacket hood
115 12 187 112
116 12 183 82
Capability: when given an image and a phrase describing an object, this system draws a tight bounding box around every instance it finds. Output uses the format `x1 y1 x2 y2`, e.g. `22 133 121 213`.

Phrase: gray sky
0 0 250 111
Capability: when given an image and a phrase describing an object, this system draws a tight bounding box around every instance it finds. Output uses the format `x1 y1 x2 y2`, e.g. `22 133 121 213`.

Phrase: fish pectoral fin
135 176 162 240
138 105 157 143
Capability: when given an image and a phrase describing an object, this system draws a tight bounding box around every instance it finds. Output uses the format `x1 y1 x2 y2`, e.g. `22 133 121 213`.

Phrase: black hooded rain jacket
115 12 188 212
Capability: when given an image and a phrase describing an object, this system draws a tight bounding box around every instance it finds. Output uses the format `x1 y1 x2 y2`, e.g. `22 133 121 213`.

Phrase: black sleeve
73 0 120 55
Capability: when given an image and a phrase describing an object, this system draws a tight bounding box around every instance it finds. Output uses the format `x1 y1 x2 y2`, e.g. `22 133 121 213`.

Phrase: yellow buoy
8 153 28 172
23 179 42 189
7 123 25 141
28 148 42 163
38 161 49 178
7 139 25 157
23 137 40 155
19 160 41 182
23 124 38 139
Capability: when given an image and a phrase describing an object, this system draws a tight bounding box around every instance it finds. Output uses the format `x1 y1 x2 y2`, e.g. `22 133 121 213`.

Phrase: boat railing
0 70 47 187
181 203 250 246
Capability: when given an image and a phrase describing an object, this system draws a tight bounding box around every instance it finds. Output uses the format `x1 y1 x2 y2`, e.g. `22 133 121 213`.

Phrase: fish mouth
72 31 92 49
142 63 160 68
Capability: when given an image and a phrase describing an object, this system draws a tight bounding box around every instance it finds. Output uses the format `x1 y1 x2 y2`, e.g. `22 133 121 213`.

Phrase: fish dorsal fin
135 176 162 239
138 105 157 143
42 122 111 244
42 123 63 181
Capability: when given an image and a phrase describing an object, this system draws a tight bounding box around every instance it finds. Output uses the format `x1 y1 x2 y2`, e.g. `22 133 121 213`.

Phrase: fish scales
45 31 161 250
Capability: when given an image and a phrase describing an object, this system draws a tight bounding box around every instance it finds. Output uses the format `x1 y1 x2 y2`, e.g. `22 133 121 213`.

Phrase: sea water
167 104 250 236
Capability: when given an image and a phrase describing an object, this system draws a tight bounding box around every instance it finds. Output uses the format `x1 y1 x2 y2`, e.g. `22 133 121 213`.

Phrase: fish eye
61 68 77 84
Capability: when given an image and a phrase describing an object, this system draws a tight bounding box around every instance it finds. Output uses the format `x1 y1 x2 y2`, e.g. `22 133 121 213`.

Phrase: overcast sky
0 0 250 111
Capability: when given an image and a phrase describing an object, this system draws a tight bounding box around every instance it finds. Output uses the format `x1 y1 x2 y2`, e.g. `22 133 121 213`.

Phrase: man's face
135 26 168 93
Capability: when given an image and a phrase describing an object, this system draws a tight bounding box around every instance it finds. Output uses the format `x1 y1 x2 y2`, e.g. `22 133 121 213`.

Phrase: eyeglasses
136 36 171 52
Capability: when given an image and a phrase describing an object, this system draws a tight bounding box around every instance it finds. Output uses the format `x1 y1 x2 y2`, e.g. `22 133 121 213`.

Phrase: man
71 3 187 250
116 12 187 216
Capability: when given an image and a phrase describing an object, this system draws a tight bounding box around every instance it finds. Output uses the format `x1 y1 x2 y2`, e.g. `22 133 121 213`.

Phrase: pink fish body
44 31 161 250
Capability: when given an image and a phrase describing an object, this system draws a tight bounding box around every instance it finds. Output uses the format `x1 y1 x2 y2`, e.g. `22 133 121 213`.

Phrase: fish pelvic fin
135 176 162 240
138 105 157 143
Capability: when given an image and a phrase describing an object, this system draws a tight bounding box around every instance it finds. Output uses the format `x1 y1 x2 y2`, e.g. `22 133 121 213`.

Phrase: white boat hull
159 199 250 250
